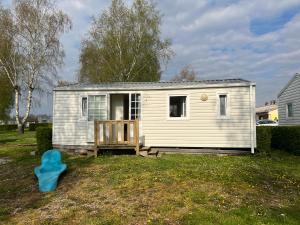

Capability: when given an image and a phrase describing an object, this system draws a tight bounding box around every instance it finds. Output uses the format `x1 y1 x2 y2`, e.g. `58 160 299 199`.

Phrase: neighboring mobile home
53 79 256 155
278 73 300 125
256 103 278 121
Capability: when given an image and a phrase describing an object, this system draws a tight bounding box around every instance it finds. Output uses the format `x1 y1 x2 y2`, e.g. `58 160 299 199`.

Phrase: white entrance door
110 94 124 142
110 95 124 120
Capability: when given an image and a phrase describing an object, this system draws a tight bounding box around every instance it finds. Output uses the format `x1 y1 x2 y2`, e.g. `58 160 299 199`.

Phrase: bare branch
0 0 71 133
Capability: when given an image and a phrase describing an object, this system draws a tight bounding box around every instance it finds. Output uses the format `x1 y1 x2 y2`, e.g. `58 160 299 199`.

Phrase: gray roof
54 79 254 91
256 104 278 113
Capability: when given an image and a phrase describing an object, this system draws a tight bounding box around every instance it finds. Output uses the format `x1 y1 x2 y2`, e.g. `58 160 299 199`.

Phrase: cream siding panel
53 86 255 148
142 87 253 148
278 75 300 125
53 91 108 146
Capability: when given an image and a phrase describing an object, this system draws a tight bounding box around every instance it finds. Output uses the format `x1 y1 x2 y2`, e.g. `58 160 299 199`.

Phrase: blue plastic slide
34 149 67 192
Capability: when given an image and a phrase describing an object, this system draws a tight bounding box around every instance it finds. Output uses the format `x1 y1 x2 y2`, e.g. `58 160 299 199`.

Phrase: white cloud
182 3 250 32
2 0 300 110
157 0 300 105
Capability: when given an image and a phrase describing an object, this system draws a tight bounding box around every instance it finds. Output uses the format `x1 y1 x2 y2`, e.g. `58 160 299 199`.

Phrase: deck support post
94 120 98 158
94 147 98 158
135 119 140 155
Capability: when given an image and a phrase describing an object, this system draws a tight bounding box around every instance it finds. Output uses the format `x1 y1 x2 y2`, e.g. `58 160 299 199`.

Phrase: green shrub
0 124 18 131
271 126 300 155
29 123 52 131
256 127 272 154
256 126 300 155
36 127 53 154
28 123 36 131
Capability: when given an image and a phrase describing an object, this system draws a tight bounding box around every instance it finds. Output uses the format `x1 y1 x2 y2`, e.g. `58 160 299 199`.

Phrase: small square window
287 103 293 118
169 96 186 118
82 97 87 117
219 95 227 116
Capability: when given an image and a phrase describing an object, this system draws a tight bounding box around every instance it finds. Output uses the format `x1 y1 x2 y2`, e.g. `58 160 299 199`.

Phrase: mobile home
278 73 300 125
53 79 256 155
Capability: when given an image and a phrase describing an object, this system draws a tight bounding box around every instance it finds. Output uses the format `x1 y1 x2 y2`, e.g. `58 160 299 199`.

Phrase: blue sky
2 0 300 114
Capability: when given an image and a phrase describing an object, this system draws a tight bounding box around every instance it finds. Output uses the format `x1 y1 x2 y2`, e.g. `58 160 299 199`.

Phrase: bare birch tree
79 0 172 83
0 0 71 133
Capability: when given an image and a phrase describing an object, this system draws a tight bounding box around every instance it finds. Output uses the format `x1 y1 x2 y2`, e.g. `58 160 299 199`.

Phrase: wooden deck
94 120 140 157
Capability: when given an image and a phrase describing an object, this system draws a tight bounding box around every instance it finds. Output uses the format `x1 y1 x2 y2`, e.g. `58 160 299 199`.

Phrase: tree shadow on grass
0 139 17 145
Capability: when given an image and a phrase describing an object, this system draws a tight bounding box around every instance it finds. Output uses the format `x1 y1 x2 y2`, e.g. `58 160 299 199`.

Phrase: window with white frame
169 96 187 118
88 95 106 121
287 103 293 118
218 94 228 118
130 93 141 120
81 97 87 117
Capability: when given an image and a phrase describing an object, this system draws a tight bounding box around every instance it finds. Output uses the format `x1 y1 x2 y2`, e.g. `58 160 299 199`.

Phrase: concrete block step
148 149 159 155
141 146 151 151
139 151 148 157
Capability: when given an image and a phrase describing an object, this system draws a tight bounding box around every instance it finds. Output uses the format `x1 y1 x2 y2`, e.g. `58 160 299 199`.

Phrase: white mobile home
278 73 300 125
53 79 256 155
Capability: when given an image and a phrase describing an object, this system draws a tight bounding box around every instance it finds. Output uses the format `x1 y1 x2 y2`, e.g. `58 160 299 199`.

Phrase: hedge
271 126 300 155
29 123 52 131
256 126 300 155
256 127 272 154
0 124 18 131
36 127 53 155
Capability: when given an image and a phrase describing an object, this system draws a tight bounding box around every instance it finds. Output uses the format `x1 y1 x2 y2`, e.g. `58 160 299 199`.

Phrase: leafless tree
171 65 197 81
0 0 71 133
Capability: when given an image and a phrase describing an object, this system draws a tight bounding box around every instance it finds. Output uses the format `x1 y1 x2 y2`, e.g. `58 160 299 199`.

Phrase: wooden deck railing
94 120 139 153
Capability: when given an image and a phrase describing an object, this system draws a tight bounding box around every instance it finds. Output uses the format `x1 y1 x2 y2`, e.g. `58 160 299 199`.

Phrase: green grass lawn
0 130 300 225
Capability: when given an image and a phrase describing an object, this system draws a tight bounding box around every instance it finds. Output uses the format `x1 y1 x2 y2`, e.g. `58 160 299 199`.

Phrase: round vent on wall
200 94 208 101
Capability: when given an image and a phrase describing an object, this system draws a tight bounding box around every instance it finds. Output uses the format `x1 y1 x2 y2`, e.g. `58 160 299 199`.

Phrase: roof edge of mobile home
277 73 300 98
54 79 255 91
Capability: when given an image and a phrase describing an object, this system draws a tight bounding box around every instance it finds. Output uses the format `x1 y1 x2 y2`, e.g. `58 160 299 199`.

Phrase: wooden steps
93 143 143 157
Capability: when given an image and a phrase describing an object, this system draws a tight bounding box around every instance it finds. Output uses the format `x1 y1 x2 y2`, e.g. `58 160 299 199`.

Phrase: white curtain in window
88 95 106 121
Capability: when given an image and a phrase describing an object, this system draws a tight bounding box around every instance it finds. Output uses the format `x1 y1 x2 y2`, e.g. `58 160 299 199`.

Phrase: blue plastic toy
34 149 67 192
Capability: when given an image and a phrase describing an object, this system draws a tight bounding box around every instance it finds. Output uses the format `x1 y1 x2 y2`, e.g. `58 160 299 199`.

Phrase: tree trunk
13 82 34 135
18 124 24 134
21 87 33 128
14 87 24 134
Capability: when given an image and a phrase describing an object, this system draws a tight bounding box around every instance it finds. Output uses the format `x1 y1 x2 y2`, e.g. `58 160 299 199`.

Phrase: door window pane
130 94 141 120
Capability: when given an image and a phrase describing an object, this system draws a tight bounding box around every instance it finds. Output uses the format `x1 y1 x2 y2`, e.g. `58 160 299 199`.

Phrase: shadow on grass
101 149 136 156
0 152 96 222
0 139 17 145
